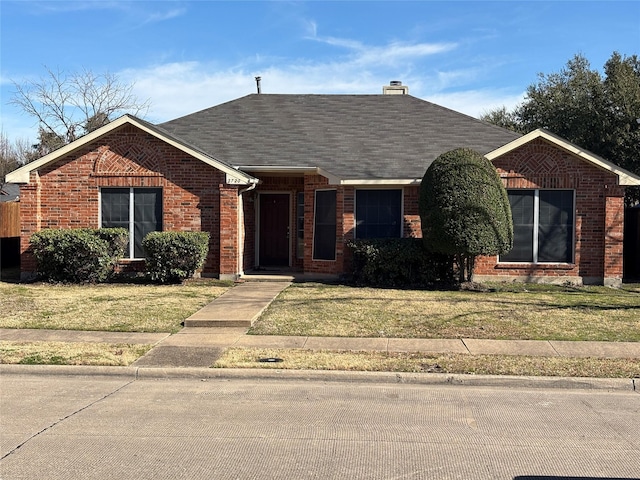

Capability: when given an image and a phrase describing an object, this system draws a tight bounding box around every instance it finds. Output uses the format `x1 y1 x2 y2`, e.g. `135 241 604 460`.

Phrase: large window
355 189 402 238
501 189 574 264
313 190 336 261
101 188 163 259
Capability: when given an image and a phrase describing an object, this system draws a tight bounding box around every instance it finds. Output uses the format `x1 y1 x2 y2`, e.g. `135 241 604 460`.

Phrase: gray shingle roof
160 94 521 180
0 183 19 202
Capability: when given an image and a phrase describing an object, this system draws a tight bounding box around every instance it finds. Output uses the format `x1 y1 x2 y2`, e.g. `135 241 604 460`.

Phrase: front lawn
249 283 640 342
0 279 231 333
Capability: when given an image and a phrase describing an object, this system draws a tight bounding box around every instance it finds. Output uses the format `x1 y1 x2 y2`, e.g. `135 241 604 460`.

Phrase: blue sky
1 1 639 144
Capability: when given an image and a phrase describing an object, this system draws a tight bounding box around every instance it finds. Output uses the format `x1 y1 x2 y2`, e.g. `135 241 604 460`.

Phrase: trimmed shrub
30 228 128 283
142 231 210 284
419 148 513 282
95 227 129 260
348 238 455 288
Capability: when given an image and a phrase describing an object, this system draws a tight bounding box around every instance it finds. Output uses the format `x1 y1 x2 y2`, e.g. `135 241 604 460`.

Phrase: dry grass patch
0 279 230 333
250 283 640 341
214 347 640 378
0 341 151 366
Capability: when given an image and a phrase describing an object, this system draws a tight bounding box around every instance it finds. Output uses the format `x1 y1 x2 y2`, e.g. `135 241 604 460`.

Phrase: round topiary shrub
419 148 513 282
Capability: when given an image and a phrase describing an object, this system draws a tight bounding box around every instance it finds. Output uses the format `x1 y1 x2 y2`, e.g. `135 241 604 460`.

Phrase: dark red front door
259 194 290 266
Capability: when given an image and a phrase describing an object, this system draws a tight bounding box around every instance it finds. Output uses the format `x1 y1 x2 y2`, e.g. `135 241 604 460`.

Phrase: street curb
1 364 636 391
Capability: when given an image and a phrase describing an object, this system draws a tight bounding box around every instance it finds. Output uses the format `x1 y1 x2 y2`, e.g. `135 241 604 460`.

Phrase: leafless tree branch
10 66 151 152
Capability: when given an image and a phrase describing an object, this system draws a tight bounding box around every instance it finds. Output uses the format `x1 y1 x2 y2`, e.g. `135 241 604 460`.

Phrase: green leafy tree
482 52 640 204
480 106 526 134
419 148 513 283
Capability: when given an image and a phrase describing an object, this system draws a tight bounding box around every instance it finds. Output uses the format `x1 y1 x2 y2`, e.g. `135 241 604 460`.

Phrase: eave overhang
238 165 420 186
6 115 258 186
486 128 640 186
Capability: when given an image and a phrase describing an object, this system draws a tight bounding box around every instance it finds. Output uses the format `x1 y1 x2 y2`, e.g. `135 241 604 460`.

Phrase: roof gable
6 115 257 185
486 129 640 186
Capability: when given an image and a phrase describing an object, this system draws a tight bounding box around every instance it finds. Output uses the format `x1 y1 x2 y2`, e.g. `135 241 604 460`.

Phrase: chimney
383 80 409 95
255 76 262 94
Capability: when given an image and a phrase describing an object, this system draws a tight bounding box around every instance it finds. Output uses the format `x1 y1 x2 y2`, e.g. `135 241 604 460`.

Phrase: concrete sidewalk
183 281 290 327
2 280 639 368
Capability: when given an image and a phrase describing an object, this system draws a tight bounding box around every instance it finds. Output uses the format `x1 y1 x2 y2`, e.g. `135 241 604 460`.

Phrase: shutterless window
501 189 574 263
101 188 162 259
313 190 336 261
355 189 402 238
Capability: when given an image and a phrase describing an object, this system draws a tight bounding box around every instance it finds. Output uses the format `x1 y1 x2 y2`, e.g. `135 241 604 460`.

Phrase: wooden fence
0 202 20 238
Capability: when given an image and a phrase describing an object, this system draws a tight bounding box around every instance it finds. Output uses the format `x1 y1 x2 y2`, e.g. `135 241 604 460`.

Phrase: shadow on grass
0 268 21 283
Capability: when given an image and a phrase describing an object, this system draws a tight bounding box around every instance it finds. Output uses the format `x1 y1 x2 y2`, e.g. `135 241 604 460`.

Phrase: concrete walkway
1 281 639 368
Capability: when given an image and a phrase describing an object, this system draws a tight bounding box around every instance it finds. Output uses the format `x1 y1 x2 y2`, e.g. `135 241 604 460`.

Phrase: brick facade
15 126 629 286
474 138 625 285
19 125 227 277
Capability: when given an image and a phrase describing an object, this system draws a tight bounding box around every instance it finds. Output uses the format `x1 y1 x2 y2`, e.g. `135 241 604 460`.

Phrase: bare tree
1 131 21 187
10 66 150 155
12 137 35 165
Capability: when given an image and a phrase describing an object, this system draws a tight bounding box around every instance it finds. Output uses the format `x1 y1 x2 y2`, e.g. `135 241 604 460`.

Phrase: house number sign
225 174 247 185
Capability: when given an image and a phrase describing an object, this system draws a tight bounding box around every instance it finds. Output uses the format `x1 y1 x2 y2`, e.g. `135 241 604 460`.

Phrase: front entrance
259 193 290 267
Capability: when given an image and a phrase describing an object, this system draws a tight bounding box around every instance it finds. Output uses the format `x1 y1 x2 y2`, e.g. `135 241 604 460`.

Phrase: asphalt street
1 373 639 479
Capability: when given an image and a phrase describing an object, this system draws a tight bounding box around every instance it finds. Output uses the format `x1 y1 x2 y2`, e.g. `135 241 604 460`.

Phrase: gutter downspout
239 182 258 195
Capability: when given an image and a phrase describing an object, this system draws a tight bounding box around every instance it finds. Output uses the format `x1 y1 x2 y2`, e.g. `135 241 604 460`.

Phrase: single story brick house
7 83 640 285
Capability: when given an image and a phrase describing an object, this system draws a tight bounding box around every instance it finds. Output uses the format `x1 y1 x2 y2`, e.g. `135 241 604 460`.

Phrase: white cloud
426 90 525 118
122 57 524 124
23 1 186 27
141 7 186 25
355 42 458 67
310 35 457 68
4 35 523 141
118 35 465 122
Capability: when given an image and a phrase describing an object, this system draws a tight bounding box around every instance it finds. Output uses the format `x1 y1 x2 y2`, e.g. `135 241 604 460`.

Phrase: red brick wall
474 138 625 284
19 125 227 276
403 186 421 237
219 184 239 277
302 181 422 276
21 128 625 285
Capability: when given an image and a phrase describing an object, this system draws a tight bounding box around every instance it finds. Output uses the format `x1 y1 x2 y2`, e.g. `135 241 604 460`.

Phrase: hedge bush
30 228 128 283
348 238 456 288
142 231 210 284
